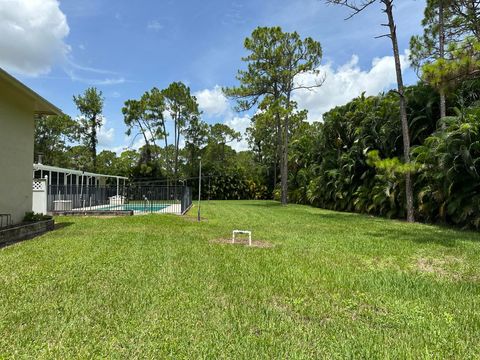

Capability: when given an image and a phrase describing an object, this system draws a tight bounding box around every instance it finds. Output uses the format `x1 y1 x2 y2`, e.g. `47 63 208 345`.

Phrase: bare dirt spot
210 238 274 248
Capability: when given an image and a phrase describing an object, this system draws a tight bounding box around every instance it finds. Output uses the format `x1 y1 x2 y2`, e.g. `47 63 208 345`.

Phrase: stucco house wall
0 69 60 225
0 85 36 224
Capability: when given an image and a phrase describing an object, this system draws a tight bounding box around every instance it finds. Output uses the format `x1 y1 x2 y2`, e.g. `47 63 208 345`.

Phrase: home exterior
0 68 61 225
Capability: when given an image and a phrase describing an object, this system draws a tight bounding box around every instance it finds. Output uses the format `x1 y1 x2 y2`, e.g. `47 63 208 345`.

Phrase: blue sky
1 0 426 153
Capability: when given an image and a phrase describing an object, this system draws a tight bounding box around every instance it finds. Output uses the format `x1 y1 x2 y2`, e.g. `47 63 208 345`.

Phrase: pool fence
34 182 193 215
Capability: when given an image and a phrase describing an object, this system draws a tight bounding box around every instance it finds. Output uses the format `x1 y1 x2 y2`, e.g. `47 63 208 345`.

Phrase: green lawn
1 201 480 358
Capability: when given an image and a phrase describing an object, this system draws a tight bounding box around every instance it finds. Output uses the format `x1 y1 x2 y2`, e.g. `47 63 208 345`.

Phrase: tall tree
96 150 119 176
122 87 166 164
327 0 415 222
34 114 79 166
447 1 480 80
224 26 323 205
449 1 480 40
65 145 92 171
116 150 140 178
248 108 279 189
162 82 200 182
73 87 104 171
411 1 480 122
183 117 209 177
410 0 454 119
209 123 241 163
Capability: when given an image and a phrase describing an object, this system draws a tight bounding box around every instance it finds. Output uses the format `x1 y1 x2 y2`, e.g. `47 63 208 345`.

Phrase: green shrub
23 212 52 222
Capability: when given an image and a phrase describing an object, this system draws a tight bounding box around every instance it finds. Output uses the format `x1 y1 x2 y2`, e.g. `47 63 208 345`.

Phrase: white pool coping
70 203 182 215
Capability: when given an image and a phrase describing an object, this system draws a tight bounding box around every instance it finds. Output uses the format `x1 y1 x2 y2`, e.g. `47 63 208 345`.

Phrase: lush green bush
23 212 52 222
287 82 480 229
413 105 480 228
204 167 268 200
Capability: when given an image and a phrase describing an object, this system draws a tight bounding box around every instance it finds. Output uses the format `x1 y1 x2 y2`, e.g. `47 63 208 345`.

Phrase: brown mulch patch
210 238 274 248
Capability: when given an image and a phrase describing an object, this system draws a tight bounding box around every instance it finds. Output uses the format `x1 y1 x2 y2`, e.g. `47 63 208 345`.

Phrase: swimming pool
100 204 169 212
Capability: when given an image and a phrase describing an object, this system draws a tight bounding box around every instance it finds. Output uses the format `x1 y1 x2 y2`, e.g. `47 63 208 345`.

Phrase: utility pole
197 156 202 222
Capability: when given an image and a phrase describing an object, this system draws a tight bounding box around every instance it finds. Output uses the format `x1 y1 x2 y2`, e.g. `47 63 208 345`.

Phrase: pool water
101 204 169 212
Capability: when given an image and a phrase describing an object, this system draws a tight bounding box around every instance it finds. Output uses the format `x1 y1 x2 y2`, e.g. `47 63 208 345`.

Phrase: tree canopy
34 2 480 228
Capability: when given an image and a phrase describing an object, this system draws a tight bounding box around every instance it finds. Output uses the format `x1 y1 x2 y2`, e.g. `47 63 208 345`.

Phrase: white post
80 175 83 198
197 157 202 222
116 177 119 196
32 177 48 214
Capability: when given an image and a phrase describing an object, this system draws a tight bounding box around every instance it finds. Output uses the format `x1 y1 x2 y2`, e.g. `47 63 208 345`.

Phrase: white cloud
97 118 116 148
0 0 124 84
147 20 163 31
293 51 411 122
190 52 410 153
190 85 251 151
225 115 251 152
98 127 115 147
108 145 129 155
194 84 250 151
195 85 229 117
0 0 70 76
64 62 126 85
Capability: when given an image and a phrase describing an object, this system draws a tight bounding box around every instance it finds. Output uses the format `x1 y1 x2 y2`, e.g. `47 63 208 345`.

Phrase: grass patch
1 200 480 358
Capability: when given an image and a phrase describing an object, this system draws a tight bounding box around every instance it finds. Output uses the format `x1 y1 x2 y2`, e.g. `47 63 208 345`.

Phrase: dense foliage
34 2 480 228
284 81 480 229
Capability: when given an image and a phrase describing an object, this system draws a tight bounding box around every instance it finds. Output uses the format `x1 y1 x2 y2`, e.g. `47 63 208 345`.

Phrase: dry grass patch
414 256 464 280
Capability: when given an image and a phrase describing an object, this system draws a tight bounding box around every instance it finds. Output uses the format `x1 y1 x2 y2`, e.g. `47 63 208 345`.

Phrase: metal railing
47 184 192 215
0 214 12 229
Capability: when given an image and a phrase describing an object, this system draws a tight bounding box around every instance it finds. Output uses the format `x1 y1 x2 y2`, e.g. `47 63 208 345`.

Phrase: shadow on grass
364 228 460 247
242 202 480 248
238 201 283 208
313 212 480 247
55 222 74 230
1 222 74 249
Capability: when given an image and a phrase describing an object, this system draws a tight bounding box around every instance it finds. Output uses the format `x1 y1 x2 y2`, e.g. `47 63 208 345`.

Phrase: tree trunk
273 157 277 189
439 0 447 120
90 116 97 171
274 110 285 204
174 131 180 182
138 120 152 163
280 93 292 206
275 113 282 193
273 121 282 190
384 0 415 222
439 88 446 119
281 114 289 205
173 114 179 183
